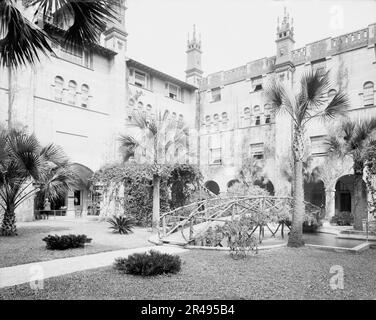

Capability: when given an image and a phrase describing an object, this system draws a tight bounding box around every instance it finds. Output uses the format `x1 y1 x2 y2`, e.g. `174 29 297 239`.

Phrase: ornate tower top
187 24 202 52
276 7 294 41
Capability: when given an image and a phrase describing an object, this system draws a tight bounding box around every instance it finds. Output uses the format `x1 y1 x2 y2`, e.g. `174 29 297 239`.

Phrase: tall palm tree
119 110 190 234
0 128 69 235
265 70 349 247
0 0 118 68
326 118 376 230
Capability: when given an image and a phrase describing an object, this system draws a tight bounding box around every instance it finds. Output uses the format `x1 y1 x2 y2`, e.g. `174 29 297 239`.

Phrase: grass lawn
1 247 375 300
0 219 152 268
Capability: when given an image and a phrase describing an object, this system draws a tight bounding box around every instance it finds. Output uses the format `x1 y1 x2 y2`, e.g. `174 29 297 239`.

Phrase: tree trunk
288 159 305 247
353 174 367 230
152 174 161 234
1 205 17 236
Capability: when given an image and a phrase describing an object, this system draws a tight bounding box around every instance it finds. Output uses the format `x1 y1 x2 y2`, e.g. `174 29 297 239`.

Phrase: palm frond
0 1 53 68
39 143 68 166
119 134 138 162
320 91 349 121
30 0 118 47
299 69 331 109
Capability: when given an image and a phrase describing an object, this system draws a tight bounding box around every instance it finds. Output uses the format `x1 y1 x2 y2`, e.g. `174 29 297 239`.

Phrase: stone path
0 245 187 289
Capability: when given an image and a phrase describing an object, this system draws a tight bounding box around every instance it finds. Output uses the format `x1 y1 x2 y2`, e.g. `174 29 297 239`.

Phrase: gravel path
1 247 375 300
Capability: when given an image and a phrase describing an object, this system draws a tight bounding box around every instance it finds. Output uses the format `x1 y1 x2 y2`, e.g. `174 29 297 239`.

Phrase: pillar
66 190 75 218
325 188 336 221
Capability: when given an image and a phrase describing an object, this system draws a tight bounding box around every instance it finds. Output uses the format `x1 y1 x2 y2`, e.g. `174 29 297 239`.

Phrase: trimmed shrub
114 250 181 276
42 234 92 250
108 215 136 234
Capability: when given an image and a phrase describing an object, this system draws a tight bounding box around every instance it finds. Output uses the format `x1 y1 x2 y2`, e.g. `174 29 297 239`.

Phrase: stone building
195 9 376 223
1 4 376 224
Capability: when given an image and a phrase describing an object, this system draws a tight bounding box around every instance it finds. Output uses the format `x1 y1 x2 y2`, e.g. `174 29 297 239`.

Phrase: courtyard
0 246 375 300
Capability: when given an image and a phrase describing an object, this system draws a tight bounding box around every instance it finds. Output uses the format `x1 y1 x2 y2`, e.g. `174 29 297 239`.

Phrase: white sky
125 0 376 80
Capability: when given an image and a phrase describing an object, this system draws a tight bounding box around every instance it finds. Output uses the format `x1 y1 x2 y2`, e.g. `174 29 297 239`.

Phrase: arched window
214 113 219 121
328 89 337 100
137 101 144 109
244 107 250 116
81 84 89 108
364 82 374 106
172 112 177 120
205 115 211 122
54 76 64 102
253 105 260 114
221 112 228 120
178 114 184 122
129 98 135 107
67 80 77 105
146 104 152 112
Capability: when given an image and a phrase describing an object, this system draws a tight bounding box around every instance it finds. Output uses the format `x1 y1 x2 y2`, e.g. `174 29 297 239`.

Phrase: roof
126 58 198 90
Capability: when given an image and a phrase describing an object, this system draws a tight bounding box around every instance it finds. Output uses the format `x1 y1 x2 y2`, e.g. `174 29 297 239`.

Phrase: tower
103 0 128 53
275 7 295 66
185 25 203 87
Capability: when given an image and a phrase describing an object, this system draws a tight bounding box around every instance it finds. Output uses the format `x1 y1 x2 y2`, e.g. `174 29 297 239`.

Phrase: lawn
1 247 375 300
0 219 152 268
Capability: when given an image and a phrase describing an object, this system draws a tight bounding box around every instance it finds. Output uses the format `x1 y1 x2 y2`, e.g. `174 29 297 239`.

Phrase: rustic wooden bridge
157 196 322 245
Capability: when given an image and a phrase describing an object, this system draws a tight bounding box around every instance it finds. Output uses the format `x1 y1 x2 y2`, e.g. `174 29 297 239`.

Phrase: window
214 113 219 121
310 135 327 156
178 114 184 123
167 83 181 100
135 70 147 88
255 115 261 126
74 190 81 206
312 59 326 77
252 77 263 91
67 80 77 105
210 148 222 164
81 84 89 108
244 107 250 116
250 143 264 160
211 87 221 102
146 104 152 112
222 112 228 120
363 82 374 106
265 114 271 124
129 98 135 107
205 115 211 122
137 101 144 109
54 76 64 102
253 105 260 114
172 112 177 120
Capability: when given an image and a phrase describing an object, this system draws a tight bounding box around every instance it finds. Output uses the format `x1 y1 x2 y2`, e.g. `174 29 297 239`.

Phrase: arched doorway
253 177 275 196
227 179 240 189
304 179 326 208
204 180 220 195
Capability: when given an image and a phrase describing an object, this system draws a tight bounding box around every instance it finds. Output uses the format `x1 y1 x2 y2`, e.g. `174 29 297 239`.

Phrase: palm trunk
288 159 305 247
1 205 17 236
353 174 367 230
152 174 161 234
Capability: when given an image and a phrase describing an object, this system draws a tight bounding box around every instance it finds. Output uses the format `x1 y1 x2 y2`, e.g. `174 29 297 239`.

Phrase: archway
204 180 220 195
227 179 240 189
253 177 275 196
304 179 325 208
70 163 94 216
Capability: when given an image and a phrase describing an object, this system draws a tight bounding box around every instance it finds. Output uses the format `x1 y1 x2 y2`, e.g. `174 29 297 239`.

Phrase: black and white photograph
0 0 376 306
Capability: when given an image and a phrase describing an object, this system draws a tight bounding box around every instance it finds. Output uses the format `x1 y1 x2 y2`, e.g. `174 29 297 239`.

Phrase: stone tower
185 24 203 87
275 7 295 66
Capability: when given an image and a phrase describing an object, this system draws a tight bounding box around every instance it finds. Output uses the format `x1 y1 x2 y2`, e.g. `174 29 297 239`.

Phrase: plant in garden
108 215 136 234
42 234 92 250
220 216 258 259
114 250 181 276
119 110 191 234
0 127 70 236
265 70 349 247
326 118 376 230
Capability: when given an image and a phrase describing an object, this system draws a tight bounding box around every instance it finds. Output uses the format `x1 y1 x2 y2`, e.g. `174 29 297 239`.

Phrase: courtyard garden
1 247 375 300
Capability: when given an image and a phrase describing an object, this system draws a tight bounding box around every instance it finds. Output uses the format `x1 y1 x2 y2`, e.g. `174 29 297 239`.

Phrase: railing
159 195 322 244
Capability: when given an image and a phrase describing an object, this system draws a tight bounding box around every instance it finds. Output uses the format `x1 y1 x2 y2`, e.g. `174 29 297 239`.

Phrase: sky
125 0 376 81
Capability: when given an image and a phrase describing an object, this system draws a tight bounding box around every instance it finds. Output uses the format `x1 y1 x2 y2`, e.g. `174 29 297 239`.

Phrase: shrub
114 250 181 276
108 215 136 234
42 234 92 250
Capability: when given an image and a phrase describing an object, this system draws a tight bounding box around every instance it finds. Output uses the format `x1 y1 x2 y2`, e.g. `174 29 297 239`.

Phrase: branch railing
159 195 323 244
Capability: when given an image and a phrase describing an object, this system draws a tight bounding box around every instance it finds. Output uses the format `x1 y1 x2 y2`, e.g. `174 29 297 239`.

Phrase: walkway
0 245 187 289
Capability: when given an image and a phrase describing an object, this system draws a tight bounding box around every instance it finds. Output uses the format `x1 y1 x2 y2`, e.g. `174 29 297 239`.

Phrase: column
66 190 75 218
325 188 336 221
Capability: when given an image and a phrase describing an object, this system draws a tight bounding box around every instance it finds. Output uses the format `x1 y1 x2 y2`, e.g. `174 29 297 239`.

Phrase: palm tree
265 70 349 247
119 110 190 234
0 128 69 235
0 0 118 69
35 161 79 211
326 118 376 230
